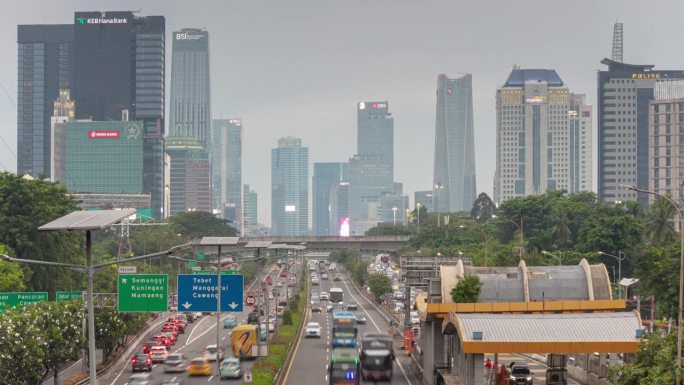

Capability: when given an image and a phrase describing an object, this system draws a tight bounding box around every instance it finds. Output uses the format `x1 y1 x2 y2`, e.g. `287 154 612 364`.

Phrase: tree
240 260 258 282
0 244 24 292
367 273 391 301
32 300 84 385
0 306 47 385
634 244 679 318
365 224 414 236
169 211 237 240
470 192 496 222
0 173 82 293
551 205 572 249
644 196 676 246
93 307 126 362
409 206 428 226
450 274 481 303
610 331 680 385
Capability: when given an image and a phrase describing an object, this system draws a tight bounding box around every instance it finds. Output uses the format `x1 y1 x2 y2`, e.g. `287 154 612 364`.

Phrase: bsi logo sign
176 33 205 40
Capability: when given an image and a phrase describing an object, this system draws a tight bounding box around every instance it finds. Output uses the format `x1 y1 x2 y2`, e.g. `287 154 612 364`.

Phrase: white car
311 277 319 285
149 346 168 363
203 344 224 362
305 322 321 338
268 292 274 300
320 292 329 301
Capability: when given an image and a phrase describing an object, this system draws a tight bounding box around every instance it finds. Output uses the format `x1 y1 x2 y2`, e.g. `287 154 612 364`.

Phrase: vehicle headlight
526 376 532 380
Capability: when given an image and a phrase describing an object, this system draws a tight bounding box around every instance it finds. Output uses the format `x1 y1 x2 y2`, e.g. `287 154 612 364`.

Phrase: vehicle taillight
131 357 137 363
146 358 152 364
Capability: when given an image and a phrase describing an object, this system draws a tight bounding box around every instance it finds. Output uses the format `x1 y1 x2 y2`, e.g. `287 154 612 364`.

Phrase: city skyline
3 1 684 226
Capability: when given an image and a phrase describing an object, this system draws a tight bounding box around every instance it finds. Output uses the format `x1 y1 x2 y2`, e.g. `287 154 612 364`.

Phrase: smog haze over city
2 0 684 225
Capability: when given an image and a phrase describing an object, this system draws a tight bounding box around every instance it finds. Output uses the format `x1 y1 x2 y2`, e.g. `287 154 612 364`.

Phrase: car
320 292 329 301
203 344 224 362
220 357 243 379
268 292 274 300
346 301 358 311
142 340 163 354
311 301 323 313
187 357 212 376
152 334 170 348
328 304 344 313
310 294 320 305
355 312 367 324
150 346 168 363
321 273 329 280
311 277 319 285
164 353 186 373
268 320 276 332
333 274 341 281
247 312 259 325
305 322 322 338
259 325 268 341
161 323 179 337
160 331 176 345
131 353 152 372
509 365 533 384
223 314 238 329
126 373 151 385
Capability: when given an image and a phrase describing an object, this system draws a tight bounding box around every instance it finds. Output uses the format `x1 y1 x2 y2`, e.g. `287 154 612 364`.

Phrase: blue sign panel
177 274 244 312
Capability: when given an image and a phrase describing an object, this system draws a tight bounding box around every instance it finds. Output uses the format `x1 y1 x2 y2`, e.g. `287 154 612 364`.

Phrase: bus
329 287 344 304
360 334 394 381
332 312 358 347
329 348 360 385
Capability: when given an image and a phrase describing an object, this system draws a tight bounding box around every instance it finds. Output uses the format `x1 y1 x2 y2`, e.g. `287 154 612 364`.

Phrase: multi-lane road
97 262 292 385
282 267 414 385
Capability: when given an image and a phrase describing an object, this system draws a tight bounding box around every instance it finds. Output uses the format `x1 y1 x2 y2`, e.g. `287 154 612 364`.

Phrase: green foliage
450 274 481 303
0 258 25 292
168 211 237 240
240 260 258 282
365 224 415 236
282 309 293 325
610 331 681 385
634 244 680 317
367 273 392 301
644 196 676 246
94 307 127 361
470 192 496 222
0 173 82 293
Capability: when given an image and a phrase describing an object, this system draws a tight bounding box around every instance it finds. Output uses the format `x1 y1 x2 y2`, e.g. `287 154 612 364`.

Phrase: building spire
611 22 623 62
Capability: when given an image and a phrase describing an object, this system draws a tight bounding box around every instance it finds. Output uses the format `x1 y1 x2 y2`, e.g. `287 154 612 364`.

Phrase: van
231 324 258 359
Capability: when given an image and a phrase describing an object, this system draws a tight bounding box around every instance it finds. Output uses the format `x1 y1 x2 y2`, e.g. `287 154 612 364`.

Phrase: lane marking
276 274 309 385
341 272 413 385
208 375 214 382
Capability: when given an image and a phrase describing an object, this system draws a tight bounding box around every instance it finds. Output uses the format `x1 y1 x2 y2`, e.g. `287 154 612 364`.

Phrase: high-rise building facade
433 74 477 213
349 101 394 234
169 29 211 148
242 184 258 236
64 121 144 194
414 190 434 210
271 137 308 236
568 94 593 193
647 82 684 208
329 182 350 237
495 68 572 205
68 11 166 218
597 59 684 203
166 137 211 215
17 24 73 178
211 119 242 224
313 162 349 236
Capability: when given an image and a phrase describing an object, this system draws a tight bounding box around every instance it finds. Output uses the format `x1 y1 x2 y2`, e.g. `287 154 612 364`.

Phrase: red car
172 319 186 333
142 340 163 354
161 323 179 337
152 334 170 348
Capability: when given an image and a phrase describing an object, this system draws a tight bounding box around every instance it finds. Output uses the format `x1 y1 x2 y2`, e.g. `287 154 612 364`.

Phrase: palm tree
645 195 677 246
552 205 572 248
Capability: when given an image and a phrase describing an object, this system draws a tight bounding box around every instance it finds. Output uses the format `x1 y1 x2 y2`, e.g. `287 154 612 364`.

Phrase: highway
98 262 297 385
282 266 414 385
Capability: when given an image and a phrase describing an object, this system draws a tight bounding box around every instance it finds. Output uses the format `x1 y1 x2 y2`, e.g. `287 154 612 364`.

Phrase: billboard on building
339 217 350 237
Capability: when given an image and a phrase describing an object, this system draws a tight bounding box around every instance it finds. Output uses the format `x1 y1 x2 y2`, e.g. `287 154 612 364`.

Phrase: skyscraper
211 119 242 224
597 59 684 202
271 137 308 236
313 162 349 235
17 24 73 178
166 137 211 215
433 74 476 213
495 68 574 204
349 101 394 234
169 29 211 148
70 11 166 218
568 94 593 193
242 184 258 236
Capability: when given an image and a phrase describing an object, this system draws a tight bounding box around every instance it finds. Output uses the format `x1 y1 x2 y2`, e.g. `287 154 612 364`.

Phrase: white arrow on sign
182 302 192 310
229 302 238 309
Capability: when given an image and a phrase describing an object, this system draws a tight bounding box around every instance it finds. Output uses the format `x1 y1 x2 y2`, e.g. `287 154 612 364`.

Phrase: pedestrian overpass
195 235 410 254
415 259 643 385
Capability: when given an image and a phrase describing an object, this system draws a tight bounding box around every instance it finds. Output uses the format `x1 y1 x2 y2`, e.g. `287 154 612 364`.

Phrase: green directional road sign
56 291 83 302
0 292 49 312
118 274 168 312
198 251 206 260
187 260 197 269
222 270 237 275
192 269 212 275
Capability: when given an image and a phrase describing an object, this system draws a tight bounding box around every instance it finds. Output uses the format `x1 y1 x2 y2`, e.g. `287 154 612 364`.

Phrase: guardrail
273 266 308 385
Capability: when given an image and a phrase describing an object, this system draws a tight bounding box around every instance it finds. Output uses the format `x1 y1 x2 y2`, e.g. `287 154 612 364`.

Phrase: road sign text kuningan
118 274 168 312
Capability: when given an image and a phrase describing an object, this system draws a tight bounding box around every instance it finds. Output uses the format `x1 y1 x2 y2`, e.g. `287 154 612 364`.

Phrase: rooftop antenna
612 22 623 62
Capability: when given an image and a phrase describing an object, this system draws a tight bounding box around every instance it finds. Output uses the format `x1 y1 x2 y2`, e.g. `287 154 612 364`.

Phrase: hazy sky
2 0 684 226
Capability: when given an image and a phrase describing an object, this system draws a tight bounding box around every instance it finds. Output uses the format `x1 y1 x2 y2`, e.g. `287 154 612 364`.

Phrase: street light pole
85 231 96 384
597 251 627 299
460 225 489 267
216 245 222 385
435 183 443 227
416 203 421 233
626 184 684 385
492 214 524 258
392 207 397 226
542 250 563 266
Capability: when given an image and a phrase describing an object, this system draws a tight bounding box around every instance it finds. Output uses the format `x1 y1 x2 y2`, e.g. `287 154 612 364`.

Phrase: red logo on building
88 131 120 139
